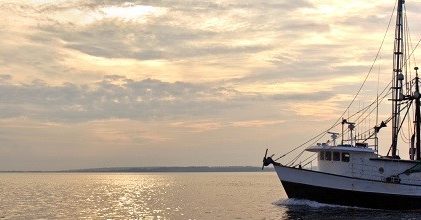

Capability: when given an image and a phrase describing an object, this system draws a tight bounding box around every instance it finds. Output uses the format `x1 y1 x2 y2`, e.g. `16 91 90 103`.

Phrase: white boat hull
275 165 421 209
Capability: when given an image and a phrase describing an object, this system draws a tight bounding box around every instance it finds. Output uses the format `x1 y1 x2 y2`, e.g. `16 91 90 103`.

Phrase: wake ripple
274 198 370 210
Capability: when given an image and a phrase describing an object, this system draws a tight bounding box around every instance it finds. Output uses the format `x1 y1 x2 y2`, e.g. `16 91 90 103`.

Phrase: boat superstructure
262 0 421 210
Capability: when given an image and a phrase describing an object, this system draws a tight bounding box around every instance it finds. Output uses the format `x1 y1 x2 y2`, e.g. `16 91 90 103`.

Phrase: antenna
327 132 339 146
414 67 420 160
348 123 356 146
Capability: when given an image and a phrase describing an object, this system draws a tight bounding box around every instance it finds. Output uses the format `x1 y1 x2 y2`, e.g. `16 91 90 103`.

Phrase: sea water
0 172 419 219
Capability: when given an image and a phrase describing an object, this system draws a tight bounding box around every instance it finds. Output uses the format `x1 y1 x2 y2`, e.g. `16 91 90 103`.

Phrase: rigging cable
274 1 397 162
286 87 392 165
295 89 396 167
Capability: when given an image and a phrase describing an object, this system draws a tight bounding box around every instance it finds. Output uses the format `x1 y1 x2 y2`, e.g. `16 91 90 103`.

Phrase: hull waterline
281 180 421 210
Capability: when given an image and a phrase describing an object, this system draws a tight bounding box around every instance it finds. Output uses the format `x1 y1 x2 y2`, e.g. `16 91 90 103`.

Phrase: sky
1 0 421 170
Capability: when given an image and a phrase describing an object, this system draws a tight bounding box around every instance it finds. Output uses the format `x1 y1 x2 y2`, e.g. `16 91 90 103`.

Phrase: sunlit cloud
230 119 285 128
100 4 167 22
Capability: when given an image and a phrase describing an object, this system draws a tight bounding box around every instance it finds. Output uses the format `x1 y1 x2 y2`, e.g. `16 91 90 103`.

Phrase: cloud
0 0 318 84
0 0 392 86
0 74 339 122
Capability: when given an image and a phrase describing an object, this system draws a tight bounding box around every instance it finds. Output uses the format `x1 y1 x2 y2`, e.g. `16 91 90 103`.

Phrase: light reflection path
0 172 281 219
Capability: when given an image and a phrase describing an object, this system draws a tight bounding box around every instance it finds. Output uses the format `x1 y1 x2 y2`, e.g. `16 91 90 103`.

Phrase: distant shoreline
0 166 275 173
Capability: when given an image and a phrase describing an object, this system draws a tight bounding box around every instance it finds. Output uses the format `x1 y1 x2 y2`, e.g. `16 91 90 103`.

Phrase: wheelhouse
306 143 376 175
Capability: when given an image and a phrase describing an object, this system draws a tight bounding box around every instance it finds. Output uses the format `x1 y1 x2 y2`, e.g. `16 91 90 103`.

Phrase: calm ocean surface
0 172 420 219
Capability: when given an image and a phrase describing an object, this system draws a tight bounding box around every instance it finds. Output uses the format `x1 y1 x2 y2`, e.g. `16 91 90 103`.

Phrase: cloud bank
0 0 415 170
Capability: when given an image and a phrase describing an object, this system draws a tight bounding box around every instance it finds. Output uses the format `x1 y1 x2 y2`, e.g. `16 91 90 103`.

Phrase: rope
284 88 392 165
284 1 421 167
274 0 397 162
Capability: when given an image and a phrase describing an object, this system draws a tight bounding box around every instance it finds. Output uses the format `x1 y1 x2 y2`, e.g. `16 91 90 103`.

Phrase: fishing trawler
262 0 421 210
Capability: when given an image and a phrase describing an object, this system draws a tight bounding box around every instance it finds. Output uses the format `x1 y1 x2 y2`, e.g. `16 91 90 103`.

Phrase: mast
391 0 405 158
415 67 420 160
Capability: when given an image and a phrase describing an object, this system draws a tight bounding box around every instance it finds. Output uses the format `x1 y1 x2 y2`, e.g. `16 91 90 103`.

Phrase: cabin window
325 151 332 161
319 152 325 160
342 152 350 162
333 152 340 161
